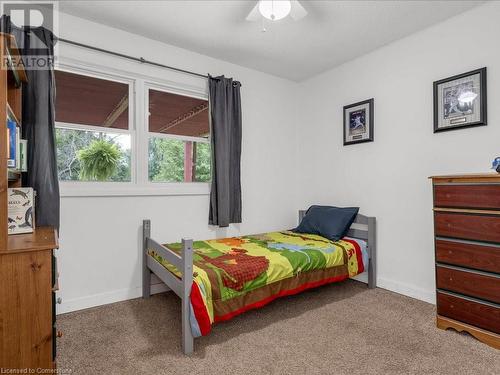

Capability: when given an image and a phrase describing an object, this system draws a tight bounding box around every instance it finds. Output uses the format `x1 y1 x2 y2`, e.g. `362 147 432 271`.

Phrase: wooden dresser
431 173 500 349
0 228 60 370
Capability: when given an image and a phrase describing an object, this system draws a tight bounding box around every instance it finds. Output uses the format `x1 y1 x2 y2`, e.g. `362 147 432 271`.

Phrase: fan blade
290 0 307 20
246 2 261 21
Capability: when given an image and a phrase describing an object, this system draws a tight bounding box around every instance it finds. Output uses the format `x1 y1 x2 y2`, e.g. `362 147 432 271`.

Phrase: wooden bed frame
142 211 376 354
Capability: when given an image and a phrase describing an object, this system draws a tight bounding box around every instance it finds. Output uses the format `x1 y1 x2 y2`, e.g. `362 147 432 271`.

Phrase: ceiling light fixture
259 0 291 21
246 1 307 24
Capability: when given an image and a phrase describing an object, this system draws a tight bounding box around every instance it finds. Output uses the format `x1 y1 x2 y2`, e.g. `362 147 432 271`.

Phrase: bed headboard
298 210 376 288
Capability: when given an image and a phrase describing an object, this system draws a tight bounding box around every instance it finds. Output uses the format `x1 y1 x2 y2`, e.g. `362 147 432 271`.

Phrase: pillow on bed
293 205 359 241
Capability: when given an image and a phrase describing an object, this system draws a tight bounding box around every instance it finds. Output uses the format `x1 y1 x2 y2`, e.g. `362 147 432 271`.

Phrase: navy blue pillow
293 205 359 241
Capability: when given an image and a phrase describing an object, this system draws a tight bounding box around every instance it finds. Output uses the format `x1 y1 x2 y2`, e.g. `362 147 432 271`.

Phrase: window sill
59 182 211 197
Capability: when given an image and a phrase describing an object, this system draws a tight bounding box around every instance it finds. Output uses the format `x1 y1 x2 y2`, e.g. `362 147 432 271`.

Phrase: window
54 64 211 196
55 70 132 182
147 88 211 183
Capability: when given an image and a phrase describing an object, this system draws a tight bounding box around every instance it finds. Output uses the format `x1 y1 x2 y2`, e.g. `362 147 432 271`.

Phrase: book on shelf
15 125 20 170
7 118 17 168
6 115 27 172
19 139 27 172
7 187 35 235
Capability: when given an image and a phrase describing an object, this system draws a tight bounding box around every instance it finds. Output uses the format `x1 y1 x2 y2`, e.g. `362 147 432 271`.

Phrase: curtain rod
56 37 209 79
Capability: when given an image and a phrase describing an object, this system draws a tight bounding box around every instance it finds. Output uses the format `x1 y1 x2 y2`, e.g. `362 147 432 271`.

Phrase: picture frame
343 98 374 145
433 67 487 133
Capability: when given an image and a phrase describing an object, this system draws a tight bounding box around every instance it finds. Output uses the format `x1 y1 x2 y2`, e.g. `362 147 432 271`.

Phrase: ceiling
149 89 209 137
55 70 129 129
59 1 485 81
56 70 209 136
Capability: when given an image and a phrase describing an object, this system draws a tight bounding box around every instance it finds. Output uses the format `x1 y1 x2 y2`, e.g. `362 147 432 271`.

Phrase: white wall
297 2 500 303
56 13 300 313
58 2 499 313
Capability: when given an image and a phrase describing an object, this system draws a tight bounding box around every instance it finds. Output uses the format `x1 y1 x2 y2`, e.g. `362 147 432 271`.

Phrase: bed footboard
142 219 194 354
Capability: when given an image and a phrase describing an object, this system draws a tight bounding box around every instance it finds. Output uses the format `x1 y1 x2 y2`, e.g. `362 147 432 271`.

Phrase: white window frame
56 58 211 197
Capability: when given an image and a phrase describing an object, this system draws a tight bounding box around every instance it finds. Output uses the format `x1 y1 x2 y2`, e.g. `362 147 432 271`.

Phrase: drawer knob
56 297 62 304
448 250 453 255
449 277 453 282
30 262 42 272
450 305 454 309
56 331 63 338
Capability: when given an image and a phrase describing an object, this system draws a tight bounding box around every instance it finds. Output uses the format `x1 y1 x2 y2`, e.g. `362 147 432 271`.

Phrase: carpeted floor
57 280 499 375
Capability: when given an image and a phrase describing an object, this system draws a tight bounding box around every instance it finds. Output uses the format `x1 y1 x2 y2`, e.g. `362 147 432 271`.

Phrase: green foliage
149 138 185 182
56 128 131 182
56 128 95 181
195 142 211 182
56 128 211 183
148 138 212 183
77 139 121 181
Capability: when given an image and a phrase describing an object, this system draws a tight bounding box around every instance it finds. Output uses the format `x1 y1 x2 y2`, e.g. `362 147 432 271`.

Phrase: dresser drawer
436 266 500 304
434 212 500 244
434 184 500 210
437 292 500 334
435 239 500 274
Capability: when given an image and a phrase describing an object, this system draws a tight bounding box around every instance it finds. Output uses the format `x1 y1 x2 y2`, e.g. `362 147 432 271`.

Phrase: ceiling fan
246 0 307 23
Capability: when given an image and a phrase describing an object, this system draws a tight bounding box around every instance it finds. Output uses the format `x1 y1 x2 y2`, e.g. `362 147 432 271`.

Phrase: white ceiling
59 0 485 81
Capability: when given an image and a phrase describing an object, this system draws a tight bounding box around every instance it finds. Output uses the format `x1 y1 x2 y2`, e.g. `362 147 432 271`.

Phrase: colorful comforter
149 231 365 337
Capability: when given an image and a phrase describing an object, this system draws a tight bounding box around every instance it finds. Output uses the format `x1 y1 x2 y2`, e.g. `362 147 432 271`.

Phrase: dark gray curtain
2 16 60 230
208 75 242 227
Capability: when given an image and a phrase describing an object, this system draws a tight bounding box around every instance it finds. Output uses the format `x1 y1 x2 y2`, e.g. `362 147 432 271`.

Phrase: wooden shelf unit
0 33 60 370
1 32 28 249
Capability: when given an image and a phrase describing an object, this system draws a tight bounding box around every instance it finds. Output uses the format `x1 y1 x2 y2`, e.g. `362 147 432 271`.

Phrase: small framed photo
343 98 374 145
433 67 487 133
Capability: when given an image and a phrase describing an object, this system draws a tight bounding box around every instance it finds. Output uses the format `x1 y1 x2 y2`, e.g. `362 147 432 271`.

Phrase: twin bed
142 210 376 354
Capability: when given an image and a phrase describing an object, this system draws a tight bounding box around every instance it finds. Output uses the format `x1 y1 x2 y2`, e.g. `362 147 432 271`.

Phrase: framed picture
433 67 487 133
343 98 374 145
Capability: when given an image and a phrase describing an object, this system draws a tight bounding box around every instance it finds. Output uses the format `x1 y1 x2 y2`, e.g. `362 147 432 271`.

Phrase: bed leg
367 217 376 289
182 298 194 355
182 239 194 354
142 220 151 299
368 258 376 289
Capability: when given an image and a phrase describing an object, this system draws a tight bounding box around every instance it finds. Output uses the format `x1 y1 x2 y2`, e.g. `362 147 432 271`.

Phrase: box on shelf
7 187 35 234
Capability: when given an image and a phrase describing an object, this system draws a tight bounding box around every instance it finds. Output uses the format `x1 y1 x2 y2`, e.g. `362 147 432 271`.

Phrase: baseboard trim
56 283 169 315
350 271 368 284
57 276 435 314
377 276 435 304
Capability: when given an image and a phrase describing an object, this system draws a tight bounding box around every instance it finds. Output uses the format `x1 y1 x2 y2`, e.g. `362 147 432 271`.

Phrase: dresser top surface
2 227 59 254
430 173 500 183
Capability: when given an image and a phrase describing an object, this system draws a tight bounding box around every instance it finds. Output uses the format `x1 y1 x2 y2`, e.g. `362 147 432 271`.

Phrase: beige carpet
57 280 499 375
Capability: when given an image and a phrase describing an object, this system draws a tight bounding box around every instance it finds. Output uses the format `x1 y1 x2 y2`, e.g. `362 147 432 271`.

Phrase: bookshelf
0 32 59 370
1 32 28 249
